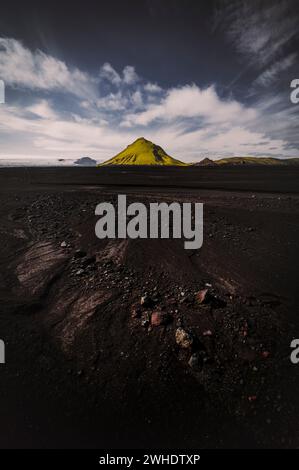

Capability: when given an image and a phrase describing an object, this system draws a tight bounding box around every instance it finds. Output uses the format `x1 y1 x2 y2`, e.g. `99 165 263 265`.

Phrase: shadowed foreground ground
0 166 298 448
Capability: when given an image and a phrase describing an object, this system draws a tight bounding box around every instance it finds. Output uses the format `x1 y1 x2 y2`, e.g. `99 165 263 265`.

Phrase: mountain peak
193 157 216 166
99 138 187 166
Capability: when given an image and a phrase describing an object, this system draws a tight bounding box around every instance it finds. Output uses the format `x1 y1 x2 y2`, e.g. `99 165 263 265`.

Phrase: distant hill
99 138 188 166
215 156 299 165
74 157 98 166
193 157 217 166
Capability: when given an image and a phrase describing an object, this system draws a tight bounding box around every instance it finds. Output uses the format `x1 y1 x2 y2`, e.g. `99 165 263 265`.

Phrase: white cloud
123 65 139 85
131 90 143 108
122 84 257 127
144 82 162 93
254 53 297 87
217 1 299 68
27 100 57 119
99 62 139 86
99 62 122 85
96 91 128 111
0 38 97 99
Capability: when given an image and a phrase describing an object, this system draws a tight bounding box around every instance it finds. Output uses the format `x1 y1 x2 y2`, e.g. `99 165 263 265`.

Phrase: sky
0 0 298 165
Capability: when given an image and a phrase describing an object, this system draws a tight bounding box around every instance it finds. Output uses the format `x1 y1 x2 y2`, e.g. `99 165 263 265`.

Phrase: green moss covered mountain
99 138 188 166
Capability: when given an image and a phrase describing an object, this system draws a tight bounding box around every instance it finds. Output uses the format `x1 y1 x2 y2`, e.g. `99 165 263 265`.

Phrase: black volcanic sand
0 166 299 448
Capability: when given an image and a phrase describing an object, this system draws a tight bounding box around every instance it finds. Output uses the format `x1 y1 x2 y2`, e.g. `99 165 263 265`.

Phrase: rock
196 289 209 304
175 327 194 349
261 351 270 359
151 311 162 326
60 241 67 247
141 312 150 327
151 311 168 327
188 353 201 369
76 269 84 276
248 395 257 402
203 329 213 336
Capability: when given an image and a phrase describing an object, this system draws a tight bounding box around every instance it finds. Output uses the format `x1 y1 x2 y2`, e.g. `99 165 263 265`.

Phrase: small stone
151 311 163 326
203 329 213 336
141 312 150 328
76 269 84 276
151 311 169 327
261 351 270 359
248 395 257 402
188 353 201 369
175 327 194 349
196 289 209 304
60 241 67 247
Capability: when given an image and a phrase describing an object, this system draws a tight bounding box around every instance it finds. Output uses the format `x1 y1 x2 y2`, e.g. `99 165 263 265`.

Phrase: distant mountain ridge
99 138 187 166
193 157 216 166
214 156 299 165
74 157 98 166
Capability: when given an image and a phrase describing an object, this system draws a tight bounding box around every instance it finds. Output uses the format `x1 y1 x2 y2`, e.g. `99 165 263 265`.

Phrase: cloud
131 90 143 108
0 38 97 99
144 82 162 93
96 92 128 111
122 84 257 127
27 100 57 119
216 0 299 68
215 0 299 92
253 53 297 87
99 62 122 85
99 62 139 86
123 65 139 85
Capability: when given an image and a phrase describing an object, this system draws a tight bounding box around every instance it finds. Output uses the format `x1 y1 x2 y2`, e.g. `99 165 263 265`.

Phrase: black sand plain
0 165 298 448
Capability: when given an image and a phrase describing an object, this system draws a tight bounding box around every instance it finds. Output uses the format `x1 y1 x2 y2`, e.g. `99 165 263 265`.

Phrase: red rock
248 395 257 402
261 351 270 359
196 289 209 304
151 311 164 327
